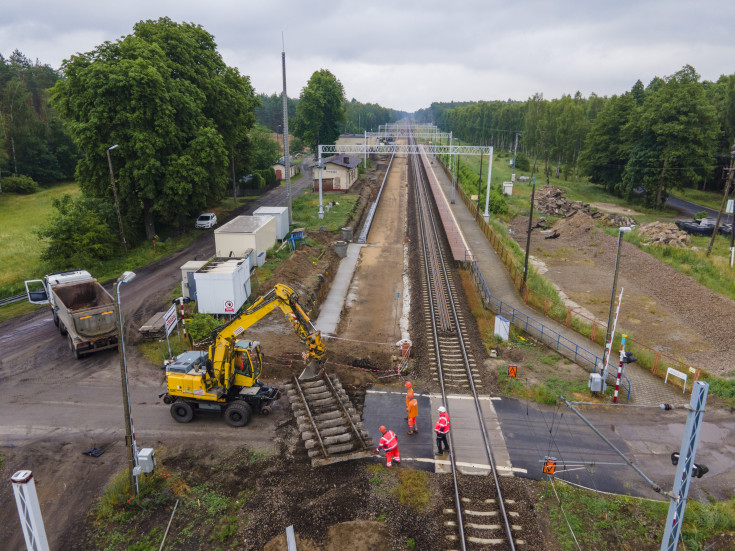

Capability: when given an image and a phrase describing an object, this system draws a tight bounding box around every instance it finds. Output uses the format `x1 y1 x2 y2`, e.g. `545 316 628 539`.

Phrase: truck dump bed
53 281 116 338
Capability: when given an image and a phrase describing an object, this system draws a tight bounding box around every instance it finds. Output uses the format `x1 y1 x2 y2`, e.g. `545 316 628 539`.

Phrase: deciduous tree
293 70 346 153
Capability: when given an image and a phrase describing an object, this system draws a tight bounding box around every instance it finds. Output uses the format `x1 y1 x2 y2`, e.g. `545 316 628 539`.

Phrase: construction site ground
1 151 734 550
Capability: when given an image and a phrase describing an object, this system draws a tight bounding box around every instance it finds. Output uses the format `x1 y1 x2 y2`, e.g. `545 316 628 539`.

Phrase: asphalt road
666 194 733 221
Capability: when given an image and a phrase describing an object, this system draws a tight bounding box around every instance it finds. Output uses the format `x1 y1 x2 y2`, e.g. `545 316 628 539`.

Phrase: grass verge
540 479 735 550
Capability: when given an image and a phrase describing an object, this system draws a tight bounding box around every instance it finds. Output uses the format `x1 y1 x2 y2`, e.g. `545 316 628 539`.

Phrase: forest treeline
256 92 402 135
416 65 735 208
0 50 77 184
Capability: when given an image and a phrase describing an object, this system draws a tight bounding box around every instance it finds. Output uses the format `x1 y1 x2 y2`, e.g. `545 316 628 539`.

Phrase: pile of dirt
535 185 636 227
637 221 691 248
550 210 597 237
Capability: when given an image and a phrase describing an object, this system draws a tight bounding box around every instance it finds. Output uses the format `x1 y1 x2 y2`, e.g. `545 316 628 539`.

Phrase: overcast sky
2 1 734 114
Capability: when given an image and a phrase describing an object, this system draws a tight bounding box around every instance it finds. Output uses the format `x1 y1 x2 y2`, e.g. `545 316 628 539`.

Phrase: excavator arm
210 284 326 387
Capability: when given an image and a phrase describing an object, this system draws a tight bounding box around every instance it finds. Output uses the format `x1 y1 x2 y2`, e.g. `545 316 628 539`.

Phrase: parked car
195 213 217 229
518 175 531 182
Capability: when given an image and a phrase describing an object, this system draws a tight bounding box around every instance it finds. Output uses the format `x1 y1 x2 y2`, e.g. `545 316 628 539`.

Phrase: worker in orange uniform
407 398 419 434
374 425 401 467
435 406 450 455
404 381 414 420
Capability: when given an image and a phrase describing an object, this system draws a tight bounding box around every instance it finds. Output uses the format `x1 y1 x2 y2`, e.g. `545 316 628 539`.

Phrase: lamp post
106 144 127 254
113 270 138 497
603 227 632 373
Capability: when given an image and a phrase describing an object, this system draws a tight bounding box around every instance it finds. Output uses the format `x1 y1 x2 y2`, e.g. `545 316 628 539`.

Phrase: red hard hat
404 381 412 388
379 425 387 433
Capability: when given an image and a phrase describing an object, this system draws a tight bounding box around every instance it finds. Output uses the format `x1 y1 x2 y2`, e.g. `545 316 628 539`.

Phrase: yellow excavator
160 284 326 427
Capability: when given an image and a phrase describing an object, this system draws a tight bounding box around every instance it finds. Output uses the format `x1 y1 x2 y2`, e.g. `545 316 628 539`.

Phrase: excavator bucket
298 359 323 380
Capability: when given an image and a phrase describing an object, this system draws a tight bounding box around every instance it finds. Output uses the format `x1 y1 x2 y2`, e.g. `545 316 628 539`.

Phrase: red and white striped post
178 298 187 340
613 334 627 404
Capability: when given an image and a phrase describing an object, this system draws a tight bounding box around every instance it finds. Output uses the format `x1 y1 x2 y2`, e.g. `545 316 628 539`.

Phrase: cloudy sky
2 1 734 113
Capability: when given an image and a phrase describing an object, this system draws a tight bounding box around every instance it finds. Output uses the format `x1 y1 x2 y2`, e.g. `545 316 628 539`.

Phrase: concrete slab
315 243 362 335
364 388 434 471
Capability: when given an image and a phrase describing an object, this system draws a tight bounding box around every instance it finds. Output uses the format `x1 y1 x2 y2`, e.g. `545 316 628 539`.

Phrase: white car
195 213 217 229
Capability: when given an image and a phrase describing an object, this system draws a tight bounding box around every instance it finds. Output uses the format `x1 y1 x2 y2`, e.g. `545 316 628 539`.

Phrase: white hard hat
438 406 446 413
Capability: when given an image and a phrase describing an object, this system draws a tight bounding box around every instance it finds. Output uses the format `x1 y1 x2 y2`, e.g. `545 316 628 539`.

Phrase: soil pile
637 221 691 248
535 185 636 227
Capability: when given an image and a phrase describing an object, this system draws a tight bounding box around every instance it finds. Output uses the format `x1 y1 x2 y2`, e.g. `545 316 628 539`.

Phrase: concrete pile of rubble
637 221 691 248
533 185 636 227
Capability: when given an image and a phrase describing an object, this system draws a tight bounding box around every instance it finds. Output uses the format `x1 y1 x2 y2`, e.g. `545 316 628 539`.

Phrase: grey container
340 227 353 242
334 240 348 258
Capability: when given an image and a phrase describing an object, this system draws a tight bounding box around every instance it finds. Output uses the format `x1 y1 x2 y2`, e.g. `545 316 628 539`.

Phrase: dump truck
25 270 118 359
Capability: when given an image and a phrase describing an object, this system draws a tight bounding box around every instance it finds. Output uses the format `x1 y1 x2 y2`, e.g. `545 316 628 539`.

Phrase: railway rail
284 372 374 467
409 133 520 550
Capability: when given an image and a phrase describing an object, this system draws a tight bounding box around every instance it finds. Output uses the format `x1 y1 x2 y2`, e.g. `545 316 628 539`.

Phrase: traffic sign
543 457 556 474
508 365 517 378
224 300 235 313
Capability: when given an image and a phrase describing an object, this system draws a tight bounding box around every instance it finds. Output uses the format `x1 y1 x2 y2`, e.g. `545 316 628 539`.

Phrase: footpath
423 157 689 408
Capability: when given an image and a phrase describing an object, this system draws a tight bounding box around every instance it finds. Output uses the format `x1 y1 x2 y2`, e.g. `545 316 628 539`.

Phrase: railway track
284 372 374 467
409 134 520 550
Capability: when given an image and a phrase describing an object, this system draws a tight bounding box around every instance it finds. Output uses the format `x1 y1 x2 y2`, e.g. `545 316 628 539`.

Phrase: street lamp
106 144 127 254
113 270 138 497
602 227 632 375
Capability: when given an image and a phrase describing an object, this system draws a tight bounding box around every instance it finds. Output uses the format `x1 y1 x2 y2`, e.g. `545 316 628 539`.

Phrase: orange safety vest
435 413 450 434
379 430 398 451
407 399 418 419
405 389 414 408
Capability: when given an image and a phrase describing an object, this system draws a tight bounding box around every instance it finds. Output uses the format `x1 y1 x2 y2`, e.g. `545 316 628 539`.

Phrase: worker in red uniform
374 425 401 467
435 406 450 455
407 398 419 434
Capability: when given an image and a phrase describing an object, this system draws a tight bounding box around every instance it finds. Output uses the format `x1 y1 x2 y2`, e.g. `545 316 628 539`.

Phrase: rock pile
534 185 636 227
637 221 691 248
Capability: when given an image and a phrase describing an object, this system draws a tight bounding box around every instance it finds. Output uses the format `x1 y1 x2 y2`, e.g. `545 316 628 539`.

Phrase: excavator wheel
170 401 194 423
224 401 252 427
260 405 272 416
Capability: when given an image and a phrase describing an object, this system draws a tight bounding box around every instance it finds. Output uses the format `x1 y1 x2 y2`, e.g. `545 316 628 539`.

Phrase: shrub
2 174 40 194
252 173 265 189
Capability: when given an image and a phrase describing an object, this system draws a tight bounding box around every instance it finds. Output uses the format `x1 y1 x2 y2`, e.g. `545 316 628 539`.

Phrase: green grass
673 187 726 211
541 480 735 550
291 190 359 232
0 182 82 297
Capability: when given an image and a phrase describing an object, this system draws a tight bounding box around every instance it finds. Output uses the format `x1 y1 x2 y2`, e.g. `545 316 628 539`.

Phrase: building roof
215 215 274 234
324 154 361 169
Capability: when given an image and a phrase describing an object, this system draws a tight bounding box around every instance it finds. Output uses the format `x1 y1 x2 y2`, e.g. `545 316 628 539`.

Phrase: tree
293 69 346 153
52 18 258 240
245 124 280 171
622 66 718 206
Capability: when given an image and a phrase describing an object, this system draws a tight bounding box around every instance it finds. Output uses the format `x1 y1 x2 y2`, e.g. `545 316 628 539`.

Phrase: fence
437 159 698 393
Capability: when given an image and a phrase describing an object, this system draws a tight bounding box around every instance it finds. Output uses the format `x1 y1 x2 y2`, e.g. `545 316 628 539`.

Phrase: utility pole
512 133 519 182
281 37 292 224
661 382 709 550
106 144 127 254
523 177 536 291
707 139 735 256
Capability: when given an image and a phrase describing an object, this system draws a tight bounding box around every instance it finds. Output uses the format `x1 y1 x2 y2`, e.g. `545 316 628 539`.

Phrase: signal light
622 351 637 364
671 452 709 478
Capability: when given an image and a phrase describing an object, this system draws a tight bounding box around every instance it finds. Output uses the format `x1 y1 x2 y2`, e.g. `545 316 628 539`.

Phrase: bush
252 173 265 189
514 152 531 171
2 174 40 194
37 194 119 268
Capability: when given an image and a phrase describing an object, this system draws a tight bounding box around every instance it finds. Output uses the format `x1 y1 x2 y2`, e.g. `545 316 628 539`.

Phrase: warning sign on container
224 300 235 313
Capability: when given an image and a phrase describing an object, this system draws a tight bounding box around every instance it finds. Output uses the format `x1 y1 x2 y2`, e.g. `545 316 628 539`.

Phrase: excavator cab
232 340 262 387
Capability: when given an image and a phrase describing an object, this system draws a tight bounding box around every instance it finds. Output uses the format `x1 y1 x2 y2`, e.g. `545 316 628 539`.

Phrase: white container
215 215 277 260
253 206 289 240
502 182 514 196
180 260 207 300
193 257 251 314
494 315 510 341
